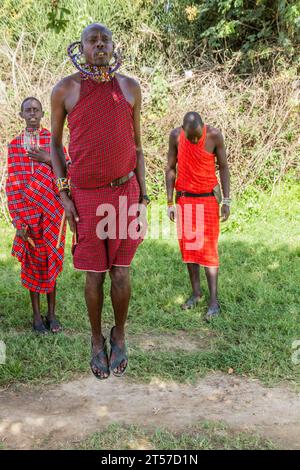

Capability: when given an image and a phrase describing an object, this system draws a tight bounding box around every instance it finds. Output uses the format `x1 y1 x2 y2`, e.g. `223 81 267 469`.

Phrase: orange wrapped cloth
175 125 220 267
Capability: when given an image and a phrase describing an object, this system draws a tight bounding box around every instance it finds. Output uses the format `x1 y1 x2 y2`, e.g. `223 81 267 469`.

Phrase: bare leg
109 266 130 374
46 284 56 319
181 263 202 309
204 267 219 308
45 283 62 333
85 271 108 379
30 291 42 325
187 263 202 297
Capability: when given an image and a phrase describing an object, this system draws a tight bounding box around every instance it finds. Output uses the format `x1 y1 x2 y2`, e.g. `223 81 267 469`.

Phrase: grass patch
0 180 299 386
71 421 275 450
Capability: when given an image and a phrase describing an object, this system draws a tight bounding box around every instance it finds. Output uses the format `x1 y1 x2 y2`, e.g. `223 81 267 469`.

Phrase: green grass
70 421 275 450
0 180 299 386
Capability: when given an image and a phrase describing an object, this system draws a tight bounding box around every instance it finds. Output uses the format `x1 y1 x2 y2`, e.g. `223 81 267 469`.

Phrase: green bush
0 0 299 211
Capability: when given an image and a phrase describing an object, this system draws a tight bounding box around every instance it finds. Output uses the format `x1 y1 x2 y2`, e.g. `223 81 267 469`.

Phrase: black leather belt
176 190 214 198
110 171 135 187
70 171 135 190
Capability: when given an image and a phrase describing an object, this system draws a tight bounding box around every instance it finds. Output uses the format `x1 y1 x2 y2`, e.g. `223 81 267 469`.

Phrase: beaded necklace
21 127 41 174
67 41 122 83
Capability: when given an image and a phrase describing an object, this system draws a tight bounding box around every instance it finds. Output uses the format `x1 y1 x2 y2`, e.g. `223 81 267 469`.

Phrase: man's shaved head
79 23 114 67
183 112 203 130
21 97 42 112
182 112 204 143
81 23 113 43
20 96 44 129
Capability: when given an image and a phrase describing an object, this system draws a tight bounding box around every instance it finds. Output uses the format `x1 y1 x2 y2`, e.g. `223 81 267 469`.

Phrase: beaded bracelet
57 177 70 193
167 202 174 206
222 198 232 206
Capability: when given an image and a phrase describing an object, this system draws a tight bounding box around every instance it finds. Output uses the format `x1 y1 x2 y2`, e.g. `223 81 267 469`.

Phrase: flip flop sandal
181 294 202 310
109 327 128 377
32 319 48 335
44 317 62 334
90 338 110 380
205 303 221 322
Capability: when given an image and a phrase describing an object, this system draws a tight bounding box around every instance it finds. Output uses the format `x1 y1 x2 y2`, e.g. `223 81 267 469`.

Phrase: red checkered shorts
71 175 143 272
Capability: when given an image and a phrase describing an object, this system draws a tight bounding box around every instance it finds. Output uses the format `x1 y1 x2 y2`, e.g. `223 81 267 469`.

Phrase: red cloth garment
175 126 220 267
71 175 142 272
67 76 143 271
175 125 218 193
176 196 220 267
67 76 137 189
5 128 67 293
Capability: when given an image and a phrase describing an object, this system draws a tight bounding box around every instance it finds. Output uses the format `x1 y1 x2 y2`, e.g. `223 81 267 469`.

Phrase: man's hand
27 148 51 165
16 228 29 241
221 204 230 222
136 202 148 238
140 199 148 208
60 193 79 233
167 205 176 222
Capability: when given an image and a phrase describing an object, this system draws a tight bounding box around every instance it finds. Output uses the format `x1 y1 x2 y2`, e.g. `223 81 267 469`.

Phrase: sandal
205 302 221 322
32 319 48 335
90 337 110 380
44 316 62 334
109 327 128 377
181 294 202 310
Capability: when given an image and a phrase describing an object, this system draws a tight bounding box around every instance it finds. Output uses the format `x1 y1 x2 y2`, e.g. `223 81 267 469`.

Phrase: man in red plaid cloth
6 97 68 334
51 24 148 379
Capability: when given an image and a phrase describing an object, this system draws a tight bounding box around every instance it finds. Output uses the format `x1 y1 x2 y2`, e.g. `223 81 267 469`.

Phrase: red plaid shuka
175 125 220 267
5 128 67 293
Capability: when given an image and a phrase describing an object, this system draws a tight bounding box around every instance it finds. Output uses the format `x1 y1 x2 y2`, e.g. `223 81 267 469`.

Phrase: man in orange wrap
166 112 231 321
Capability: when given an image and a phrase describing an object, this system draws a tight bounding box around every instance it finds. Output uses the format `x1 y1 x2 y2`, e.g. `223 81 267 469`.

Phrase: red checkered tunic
68 76 137 188
66 76 142 272
5 128 67 293
175 125 220 267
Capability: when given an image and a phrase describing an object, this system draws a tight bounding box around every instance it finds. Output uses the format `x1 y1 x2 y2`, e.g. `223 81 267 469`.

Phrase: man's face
183 124 203 144
81 27 114 66
20 99 43 128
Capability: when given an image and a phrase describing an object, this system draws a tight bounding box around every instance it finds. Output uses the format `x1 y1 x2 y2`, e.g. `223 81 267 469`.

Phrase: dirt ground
1 332 300 450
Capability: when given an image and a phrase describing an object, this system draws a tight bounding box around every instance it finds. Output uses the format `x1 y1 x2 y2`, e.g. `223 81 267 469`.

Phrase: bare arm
215 132 230 198
215 132 230 221
50 83 68 179
132 81 147 202
165 130 178 222
165 130 178 204
50 82 79 231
